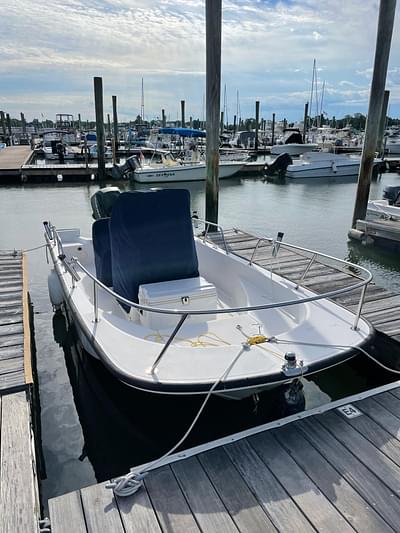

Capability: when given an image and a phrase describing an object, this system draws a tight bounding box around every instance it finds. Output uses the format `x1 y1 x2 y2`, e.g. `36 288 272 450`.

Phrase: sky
1 0 399 123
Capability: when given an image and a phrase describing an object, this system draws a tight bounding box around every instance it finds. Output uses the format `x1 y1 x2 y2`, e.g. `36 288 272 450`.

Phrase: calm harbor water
1 171 400 506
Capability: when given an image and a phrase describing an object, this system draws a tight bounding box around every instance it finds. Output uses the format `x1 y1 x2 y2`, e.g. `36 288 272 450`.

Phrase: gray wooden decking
0 250 40 532
48 382 400 532
0 146 33 178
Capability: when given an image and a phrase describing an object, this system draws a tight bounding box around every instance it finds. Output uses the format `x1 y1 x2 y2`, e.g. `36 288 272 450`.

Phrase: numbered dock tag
337 404 362 419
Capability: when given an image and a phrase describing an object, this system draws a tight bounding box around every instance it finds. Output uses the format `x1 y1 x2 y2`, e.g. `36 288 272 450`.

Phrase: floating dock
0 250 40 532
353 218 400 250
47 229 400 532
0 146 33 180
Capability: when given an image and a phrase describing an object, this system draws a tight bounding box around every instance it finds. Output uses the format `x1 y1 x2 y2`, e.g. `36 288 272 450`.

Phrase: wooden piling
6 114 12 137
233 114 237 135
376 90 390 156
255 101 260 151
0 111 6 136
271 113 276 146
181 100 185 128
220 111 224 134
112 95 118 163
352 0 396 227
93 77 106 181
107 114 111 137
78 113 81 130
162 109 166 128
303 102 309 142
20 113 26 135
205 0 222 227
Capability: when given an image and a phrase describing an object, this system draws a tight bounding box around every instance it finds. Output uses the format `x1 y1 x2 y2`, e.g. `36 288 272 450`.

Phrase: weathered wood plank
49 491 87 533
390 388 400 400
198 447 276 532
81 482 125 533
0 344 24 361
0 392 39 533
0 370 26 392
296 418 400 531
0 322 24 337
0 357 24 375
224 439 314 532
0 277 23 287
373 391 400 418
172 456 239 532
318 410 400 493
0 333 24 348
273 425 392 533
116 484 162 533
145 465 200 532
348 295 400 315
0 312 23 326
357 396 400 438
249 432 354 532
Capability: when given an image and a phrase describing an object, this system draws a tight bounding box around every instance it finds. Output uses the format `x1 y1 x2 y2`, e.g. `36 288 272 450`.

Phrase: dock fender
48 269 64 309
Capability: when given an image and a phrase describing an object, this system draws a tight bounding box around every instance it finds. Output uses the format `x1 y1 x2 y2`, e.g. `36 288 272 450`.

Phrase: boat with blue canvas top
44 188 374 400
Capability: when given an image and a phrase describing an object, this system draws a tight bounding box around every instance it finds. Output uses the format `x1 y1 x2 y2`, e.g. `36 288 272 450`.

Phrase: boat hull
286 162 360 179
271 144 319 156
133 162 243 183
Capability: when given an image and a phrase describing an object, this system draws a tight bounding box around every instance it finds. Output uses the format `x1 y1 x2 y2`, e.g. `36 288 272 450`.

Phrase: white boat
286 152 372 179
133 156 244 183
367 199 400 221
271 128 318 156
44 188 373 400
386 136 400 155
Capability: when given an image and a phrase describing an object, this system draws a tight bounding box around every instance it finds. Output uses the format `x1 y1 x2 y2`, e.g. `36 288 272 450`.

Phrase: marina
1 0 400 530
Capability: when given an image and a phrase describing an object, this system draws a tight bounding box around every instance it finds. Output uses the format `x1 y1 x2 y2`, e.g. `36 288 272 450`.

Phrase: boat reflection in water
52 309 306 483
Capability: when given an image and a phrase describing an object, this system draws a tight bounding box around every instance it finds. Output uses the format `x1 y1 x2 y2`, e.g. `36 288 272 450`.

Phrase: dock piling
303 102 309 142
352 0 396 227
376 90 390 157
0 111 6 136
271 113 276 146
93 77 106 181
255 101 260 151
162 109 166 128
112 95 118 165
181 100 185 128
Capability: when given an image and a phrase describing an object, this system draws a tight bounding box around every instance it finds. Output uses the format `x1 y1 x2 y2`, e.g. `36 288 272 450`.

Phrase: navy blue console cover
110 189 199 305
92 218 113 287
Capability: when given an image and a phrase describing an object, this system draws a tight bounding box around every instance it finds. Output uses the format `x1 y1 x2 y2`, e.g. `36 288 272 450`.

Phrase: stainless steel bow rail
44 221 372 374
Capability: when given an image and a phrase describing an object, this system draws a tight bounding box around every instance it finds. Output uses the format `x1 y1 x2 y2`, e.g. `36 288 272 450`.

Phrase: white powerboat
45 189 373 400
271 128 318 156
367 199 400 221
286 152 378 179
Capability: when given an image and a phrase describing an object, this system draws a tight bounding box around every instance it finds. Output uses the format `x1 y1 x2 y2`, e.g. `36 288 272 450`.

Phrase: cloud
0 0 399 120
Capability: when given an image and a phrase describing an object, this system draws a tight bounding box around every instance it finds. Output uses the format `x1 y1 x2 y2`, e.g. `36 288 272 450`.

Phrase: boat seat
92 218 113 287
110 189 199 307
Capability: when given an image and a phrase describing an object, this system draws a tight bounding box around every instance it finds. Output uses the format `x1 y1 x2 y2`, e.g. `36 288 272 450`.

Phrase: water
0 172 399 507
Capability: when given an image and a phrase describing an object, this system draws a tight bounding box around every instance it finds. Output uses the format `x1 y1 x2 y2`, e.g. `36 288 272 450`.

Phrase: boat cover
159 127 206 138
110 189 199 306
92 218 113 287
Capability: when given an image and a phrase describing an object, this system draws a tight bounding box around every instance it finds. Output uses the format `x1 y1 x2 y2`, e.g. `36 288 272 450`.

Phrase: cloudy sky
1 0 399 122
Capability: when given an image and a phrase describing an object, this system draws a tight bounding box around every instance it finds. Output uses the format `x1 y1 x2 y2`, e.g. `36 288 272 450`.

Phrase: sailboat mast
141 78 145 122
314 62 319 127
320 80 325 124
309 59 316 128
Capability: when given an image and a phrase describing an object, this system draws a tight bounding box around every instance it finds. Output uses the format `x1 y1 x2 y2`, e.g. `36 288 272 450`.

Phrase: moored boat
44 189 374 400
285 152 381 179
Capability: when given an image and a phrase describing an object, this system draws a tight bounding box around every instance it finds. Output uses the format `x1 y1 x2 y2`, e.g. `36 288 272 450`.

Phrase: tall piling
303 102 309 142
162 109 166 127
255 101 260 151
271 113 276 146
107 114 111 137
205 0 222 227
352 0 396 227
233 114 237 135
220 111 224 134
20 113 26 135
93 77 106 181
78 113 81 130
0 111 6 136
376 89 390 156
181 100 186 128
112 95 119 163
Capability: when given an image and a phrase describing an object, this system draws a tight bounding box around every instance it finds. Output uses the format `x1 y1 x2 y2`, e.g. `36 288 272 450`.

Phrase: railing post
93 281 99 322
352 284 368 330
150 314 188 374
296 253 316 289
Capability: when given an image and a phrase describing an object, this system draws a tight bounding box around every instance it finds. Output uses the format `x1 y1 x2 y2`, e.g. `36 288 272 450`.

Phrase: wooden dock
48 380 400 532
21 161 114 182
47 228 400 532
354 218 400 250
0 250 40 532
0 146 33 179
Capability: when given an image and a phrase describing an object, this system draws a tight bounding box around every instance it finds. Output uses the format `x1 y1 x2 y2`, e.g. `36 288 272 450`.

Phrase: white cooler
138 276 217 330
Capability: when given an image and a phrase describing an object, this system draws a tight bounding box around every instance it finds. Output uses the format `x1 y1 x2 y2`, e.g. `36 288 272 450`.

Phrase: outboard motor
90 187 121 219
111 155 140 180
264 152 293 179
383 185 400 205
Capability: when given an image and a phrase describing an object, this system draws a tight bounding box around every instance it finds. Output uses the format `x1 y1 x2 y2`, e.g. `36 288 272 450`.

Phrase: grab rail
45 221 373 373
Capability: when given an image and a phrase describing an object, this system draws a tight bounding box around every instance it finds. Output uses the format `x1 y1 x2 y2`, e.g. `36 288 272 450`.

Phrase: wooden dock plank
296 418 400 531
373 391 400 418
80 482 125 533
356 396 400 440
49 491 87 533
0 392 38 533
172 456 240 532
116 485 162 533
224 439 314 532
0 146 32 173
145 465 200 532
198 447 276 532
249 432 355 532
272 425 392 532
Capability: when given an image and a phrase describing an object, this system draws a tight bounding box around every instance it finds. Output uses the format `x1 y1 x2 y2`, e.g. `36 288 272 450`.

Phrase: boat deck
0 250 40 532
48 381 400 532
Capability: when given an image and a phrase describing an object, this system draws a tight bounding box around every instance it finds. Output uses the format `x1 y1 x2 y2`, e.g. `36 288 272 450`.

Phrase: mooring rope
106 343 250 497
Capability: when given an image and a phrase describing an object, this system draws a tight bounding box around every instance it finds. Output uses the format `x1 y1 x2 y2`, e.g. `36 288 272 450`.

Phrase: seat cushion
110 189 199 305
92 218 112 287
